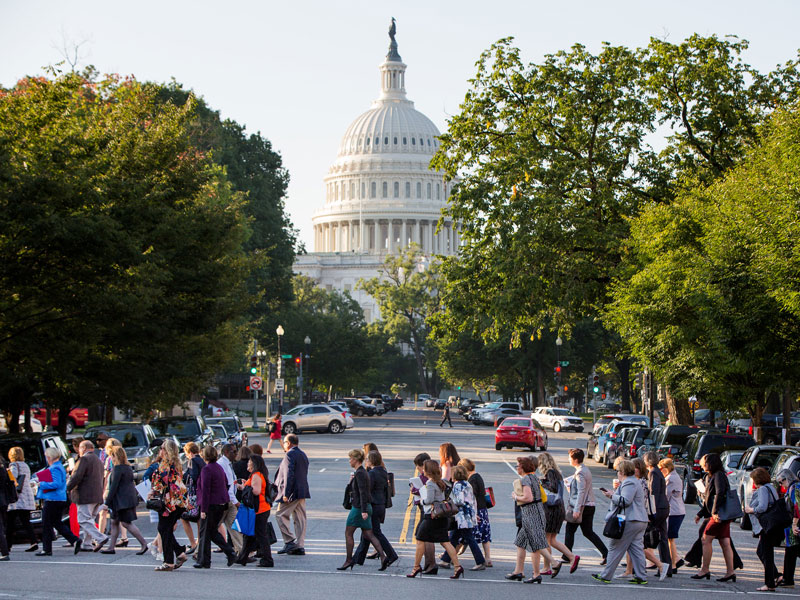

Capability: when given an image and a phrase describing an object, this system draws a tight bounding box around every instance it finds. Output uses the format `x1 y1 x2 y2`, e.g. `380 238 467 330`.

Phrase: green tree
0 69 256 433
359 244 441 395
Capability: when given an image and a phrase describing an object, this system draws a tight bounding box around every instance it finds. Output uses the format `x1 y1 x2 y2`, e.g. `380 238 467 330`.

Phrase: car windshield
151 420 200 438
209 424 227 437
552 409 574 416
87 428 147 448
0 439 47 473
207 417 239 431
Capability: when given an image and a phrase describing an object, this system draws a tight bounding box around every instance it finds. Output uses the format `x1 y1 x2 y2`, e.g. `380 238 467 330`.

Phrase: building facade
293 25 458 322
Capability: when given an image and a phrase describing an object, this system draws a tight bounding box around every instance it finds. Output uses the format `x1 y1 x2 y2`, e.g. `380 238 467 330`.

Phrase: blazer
664 471 686 516
368 466 389 506
197 462 230 511
606 476 648 523
275 446 310 502
105 464 138 511
37 461 68 502
647 466 669 513
67 452 104 505
698 471 729 519
9 461 35 511
350 466 372 510
574 464 595 508
420 480 445 514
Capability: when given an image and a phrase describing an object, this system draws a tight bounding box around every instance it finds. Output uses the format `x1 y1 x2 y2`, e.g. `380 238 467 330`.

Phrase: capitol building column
400 220 407 250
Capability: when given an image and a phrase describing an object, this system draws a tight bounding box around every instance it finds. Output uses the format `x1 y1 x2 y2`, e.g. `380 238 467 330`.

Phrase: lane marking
319 468 326 472
398 467 418 544
503 460 518 475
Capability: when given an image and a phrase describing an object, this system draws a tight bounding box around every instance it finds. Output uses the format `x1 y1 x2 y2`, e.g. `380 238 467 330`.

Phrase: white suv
532 407 585 432
469 401 522 421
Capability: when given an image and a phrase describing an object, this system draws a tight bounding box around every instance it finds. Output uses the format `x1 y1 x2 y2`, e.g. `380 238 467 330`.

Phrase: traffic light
563 385 569 392
601 392 607 400
295 356 301 368
249 355 258 375
268 362 276 380
592 373 600 394
555 365 561 374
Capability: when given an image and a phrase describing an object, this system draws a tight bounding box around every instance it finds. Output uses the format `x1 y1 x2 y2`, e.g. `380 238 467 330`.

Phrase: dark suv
0 432 71 535
84 424 159 481
342 397 376 417
675 431 755 502
637 425 700 458
205 416 248 449
609 427 653 465
150 416 214 448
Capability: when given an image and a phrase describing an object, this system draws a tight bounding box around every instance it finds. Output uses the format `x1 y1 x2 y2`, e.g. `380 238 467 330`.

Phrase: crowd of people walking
1 433 798 593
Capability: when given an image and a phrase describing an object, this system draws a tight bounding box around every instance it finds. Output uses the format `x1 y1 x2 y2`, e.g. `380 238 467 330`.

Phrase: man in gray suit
274 434 310 555
67 440 108 552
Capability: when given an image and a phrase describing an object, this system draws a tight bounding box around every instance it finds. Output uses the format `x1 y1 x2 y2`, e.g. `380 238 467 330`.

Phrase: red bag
485 486 495 509
68 503 80 536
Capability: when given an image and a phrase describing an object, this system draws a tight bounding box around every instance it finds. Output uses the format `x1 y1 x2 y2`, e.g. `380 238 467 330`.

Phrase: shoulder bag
146 493 166 513
5 469 19 505
342 480 353 510
717 488 743 521
603 496 627 539
236 484 259 511
431 498 459 519
485 486 495 509
757 486 792 535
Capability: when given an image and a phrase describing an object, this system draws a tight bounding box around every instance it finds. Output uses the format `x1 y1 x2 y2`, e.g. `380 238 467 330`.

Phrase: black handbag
717 489 743 521
343 481 352 510
644 522 661 548
757 486 792 535
146 494 166 513
431 499 458 519
266 521 278 545
603 499 627 539
236 485 259 510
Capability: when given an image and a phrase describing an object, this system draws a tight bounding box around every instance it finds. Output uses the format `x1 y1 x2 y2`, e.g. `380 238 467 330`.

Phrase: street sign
275 378 285 391
281 354 293 359
688 399 699 409
249 376 263 391
560 361 570 367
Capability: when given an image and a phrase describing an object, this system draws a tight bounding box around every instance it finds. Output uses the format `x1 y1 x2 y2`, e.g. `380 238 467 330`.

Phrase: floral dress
150 462 188 516
452 480 477 530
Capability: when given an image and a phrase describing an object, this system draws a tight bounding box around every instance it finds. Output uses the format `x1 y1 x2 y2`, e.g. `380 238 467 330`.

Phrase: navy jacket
275 446 310 501
105 464 138 511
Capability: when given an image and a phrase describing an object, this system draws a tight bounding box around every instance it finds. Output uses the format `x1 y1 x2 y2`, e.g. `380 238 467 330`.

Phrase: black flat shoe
675 559 685 569
366 551 379 560
34 551 52 556
136 545 149 556
505 573 524 581
100 549 116 555
717 574 736 582
192 563 209 569
691 572 711 580
25 544 38 552
524 576 542 584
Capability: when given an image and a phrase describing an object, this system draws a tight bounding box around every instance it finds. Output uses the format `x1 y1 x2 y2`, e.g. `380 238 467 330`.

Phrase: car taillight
610 433 617 439
749 426 753 435
692 459 702 472
341 412 347 419
630 444 637 457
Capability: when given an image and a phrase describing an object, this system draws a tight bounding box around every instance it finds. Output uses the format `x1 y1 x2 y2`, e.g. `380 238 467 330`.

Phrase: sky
2 1 799 249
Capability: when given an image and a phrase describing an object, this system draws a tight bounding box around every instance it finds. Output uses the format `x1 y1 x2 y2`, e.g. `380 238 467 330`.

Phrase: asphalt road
1 408 784 598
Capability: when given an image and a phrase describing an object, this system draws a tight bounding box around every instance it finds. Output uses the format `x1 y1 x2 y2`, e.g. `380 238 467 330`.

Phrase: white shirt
217 455 238 504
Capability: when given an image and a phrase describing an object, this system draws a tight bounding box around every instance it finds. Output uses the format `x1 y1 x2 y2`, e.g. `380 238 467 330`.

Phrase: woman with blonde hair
408 459 463 578
103 446 148 554
99 438 128 547
538 452 579 575
6 446 38 552
439 443 460 482
149 439 189 571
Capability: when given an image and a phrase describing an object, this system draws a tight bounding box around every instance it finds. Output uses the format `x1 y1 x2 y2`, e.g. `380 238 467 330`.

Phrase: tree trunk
784 387 794 445
749 393 766 444
105 401 114 425
57 404 70 438
535 355 544 408
409 328 428 395
665 386 692 425
616 357 631 412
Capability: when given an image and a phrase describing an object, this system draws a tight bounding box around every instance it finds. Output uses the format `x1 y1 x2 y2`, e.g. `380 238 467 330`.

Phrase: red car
30 404 89 434
495 417 548 451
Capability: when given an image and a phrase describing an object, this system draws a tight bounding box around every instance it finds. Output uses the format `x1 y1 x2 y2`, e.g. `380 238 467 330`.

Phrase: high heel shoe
504 573 524 581
450 566 464 579
551 560 563 578
381 556 398 570
675 559 685 569
116 539 129 548
524 576 542 584
717 574 736 582
407 566 423 578
337 560 355 571
136 545 149 556
691 572 711 580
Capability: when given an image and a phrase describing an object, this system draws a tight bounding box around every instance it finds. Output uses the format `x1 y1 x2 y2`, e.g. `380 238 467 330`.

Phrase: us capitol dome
293 21 460 322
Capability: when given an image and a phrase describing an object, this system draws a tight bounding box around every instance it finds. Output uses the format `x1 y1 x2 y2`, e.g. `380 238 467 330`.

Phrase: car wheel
328 421 343 434
682 474 696 503
495 443 502 451
65 418 75 435
283 422 296 435
593 446 602 463
553 422 562 433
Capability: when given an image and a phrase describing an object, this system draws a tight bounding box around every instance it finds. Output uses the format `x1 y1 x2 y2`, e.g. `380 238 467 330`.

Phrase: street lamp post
304 336 311 403
256 349 267 427
276 325 284 413
555 336 562 407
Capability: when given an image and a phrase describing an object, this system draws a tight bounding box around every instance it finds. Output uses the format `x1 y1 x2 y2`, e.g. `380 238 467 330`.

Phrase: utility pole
251 340 258 429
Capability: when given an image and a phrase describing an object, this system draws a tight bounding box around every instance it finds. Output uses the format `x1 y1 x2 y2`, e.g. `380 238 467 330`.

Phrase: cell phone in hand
599 487 609 493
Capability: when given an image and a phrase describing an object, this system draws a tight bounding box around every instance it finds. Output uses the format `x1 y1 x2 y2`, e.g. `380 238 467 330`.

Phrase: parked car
419 394 435 407
675 431 755 503
385 396 403 411
592 421 646 465
367 398 386 415
149 416 214 448
592 413 634 435
281 404 353 434
433 398 448 410
342 397 376 417
471 407 522 426
728 444 798 529
531 407 584 432
610 427 653 465
84 424 159 482
693 409 728 429
637 425 700 458
468 401 522 422
458 398 483 415
205 415 248 449
495 417 548 451
612 414 660 427
0 432 71 536
327 401 349 413
0 415 43 433
730 414 800 445
769 449 800 485
29 403 89 434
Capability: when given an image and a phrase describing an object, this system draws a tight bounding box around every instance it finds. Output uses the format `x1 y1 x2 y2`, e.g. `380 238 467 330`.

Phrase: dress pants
41 501 78 553
157 508 185 565
354 503 397 564
600 519 648 580
196 503 235 566
76 502 106 544
650 508 671 570
440 527 485 565
221 502 243 554
783 543 799 585
564 505 608 558
276 499 306 548
6 509 36 547
757 529 781 588
236 510 273 566
0 506 9 556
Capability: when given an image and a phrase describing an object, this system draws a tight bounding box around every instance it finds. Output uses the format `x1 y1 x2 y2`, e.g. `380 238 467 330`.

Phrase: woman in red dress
266 413 282 453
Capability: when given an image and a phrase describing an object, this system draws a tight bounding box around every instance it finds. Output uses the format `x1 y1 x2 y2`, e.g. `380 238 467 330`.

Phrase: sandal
154 563 174 572
174 554 188 569
756 586 775 592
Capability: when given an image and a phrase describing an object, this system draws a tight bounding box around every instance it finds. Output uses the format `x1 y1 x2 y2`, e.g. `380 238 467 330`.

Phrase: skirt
346 505 373 529
515 502 548 552
110 507 138 524
416 513 450 543
473 508 492 543
668 514 685 539
704 517 731 539
543 502 565 534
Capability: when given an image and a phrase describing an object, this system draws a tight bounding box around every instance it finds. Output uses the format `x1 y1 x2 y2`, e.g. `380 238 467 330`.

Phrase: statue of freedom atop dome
389 17 396 41
387 17 401 62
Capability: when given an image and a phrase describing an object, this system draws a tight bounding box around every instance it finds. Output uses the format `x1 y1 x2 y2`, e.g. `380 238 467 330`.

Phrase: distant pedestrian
563 448 607 563
275 434 309 555
6 447 37 553
193 445 237 568
67 440 108 552
459 458 492 567
266 413 282 454
439 443 460 482
35 448 81 556
103 446 148 554
439 402 453 428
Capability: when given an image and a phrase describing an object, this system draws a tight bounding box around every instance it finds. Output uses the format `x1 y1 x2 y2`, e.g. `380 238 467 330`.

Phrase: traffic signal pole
251 340 258 429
